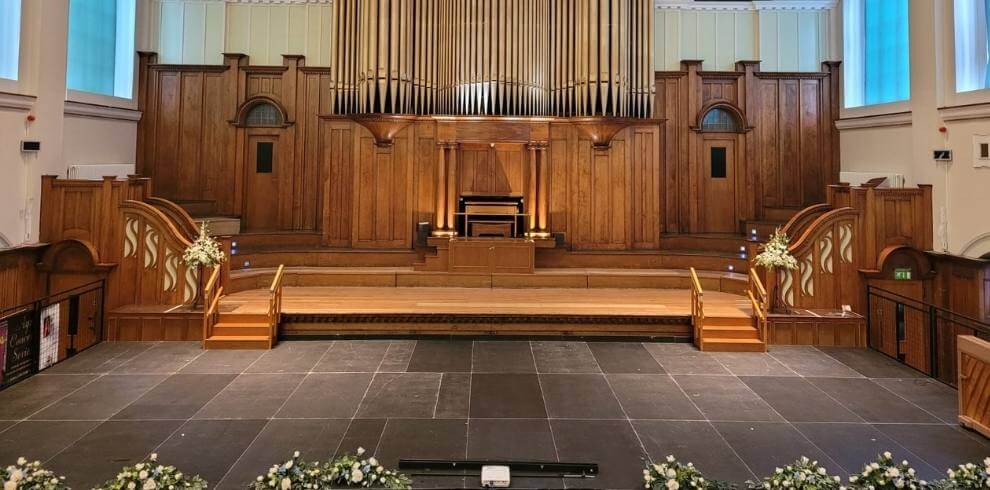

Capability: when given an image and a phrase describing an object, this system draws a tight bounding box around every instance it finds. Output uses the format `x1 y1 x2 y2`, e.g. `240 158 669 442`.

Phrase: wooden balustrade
958 335 990 438
267 265 285 347
689 267 704 344
748 268 769 342
201 266 223 346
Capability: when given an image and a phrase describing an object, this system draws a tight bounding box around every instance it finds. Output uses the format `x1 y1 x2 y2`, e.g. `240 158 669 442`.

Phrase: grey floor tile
768 346 864 378
406 340 473 372
817 347 925 378
47 420 183 489
873 378 958 423
197 373 304 419
740 376 862 423
114 373 236 420
713 352 797 377
313 340 391 372
588 342 665 374
113 342 203 374
874 424 990 473
180 349 265 374
435 373 471 418
374 419 469 490
31 374 167 421
713 421 840 478
794 423 943 480
335 419 387 457
472 341 537 373
467 418 563 489
0 420 13 433
673 375 782 422
531 341 600 374
217 419 350 490
606 374 702 420
540 374 624 419
550 419 647 489
245 341 332 373
378 340 417 372
808 378 939 423
0 374 97 420
45 342 156 374
470 373 547 418
643 343 730 375
276 373 373 418
633 419 755 483
155 419 267 485
0 420 100 463
356 372 441 418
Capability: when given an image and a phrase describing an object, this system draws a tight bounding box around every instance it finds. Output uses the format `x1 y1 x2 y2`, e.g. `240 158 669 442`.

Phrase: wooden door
245 135 279 231
701 138 736 233
869 279 928 371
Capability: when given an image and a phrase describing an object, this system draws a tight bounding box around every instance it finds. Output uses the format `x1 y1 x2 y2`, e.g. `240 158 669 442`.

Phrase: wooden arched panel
118 201 197 306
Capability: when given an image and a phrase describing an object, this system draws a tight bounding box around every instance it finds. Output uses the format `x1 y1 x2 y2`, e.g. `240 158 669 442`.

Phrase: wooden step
219 313 269 324
700 337 766 352
212 322 271 337
703 316 754 327
701 325 759 340
204 335 272 349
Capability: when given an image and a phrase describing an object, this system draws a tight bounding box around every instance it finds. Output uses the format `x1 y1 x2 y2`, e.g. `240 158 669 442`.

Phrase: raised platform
221 285 752 338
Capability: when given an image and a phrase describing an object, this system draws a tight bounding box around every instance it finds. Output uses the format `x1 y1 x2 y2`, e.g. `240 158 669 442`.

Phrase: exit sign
894 268 912 280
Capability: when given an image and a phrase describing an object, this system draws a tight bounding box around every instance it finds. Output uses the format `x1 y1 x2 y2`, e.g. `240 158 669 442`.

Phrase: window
700 108 742 132
0 1 20 81
955 0 990 93
66 0 136 99
256 142 274 173
843 0 911 108
710 147 727 179
245 103 284 127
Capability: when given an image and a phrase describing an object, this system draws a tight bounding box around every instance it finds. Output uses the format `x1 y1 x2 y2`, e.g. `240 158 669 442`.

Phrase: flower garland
849 452 925 489
754 228 798 271
183 221 226 268
749 457 842 490
644 456 733 490
252 449 411 490
1 458 67 490
94 454 207 490
937 458 990 489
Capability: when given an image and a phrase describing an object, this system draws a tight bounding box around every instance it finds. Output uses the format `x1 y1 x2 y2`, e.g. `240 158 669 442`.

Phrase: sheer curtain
955 0 990 93
863 0 910 105
66 0 118 97
0 0 21 81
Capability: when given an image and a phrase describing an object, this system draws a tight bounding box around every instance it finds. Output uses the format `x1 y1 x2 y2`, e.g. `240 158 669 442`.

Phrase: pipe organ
331 0 654 117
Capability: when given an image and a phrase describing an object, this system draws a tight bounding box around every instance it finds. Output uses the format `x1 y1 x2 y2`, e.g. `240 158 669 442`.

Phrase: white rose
9 471 22 482
142 479 157 490
351 469 364 482
4 481 17 490
139 471 149 480
128 483 136 490
357 447 366 456
895 481 904 488
294 451 300 458
883 452 892 459
368 457 378 466
665 480 679 490
280 477 291 490
887 468 900 478
15 458 26 466
666 469 676 478
666 456 675 463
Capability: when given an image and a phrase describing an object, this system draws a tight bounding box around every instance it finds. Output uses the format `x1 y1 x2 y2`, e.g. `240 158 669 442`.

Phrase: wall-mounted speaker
416 222 431 248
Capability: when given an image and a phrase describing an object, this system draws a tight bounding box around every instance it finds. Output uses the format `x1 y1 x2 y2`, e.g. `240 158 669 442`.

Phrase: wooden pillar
526 143 538 232
525 141 550 235
433 143 448 234
434 141 459 236
446 143 459 235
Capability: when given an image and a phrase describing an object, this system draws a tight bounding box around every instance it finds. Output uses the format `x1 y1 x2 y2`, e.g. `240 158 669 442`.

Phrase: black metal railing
0 279 106 390
866 285 990 386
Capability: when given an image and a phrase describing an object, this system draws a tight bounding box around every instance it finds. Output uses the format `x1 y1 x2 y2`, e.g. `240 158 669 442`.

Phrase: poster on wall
39 304 60 371
2 310 38 388
0 319 7 385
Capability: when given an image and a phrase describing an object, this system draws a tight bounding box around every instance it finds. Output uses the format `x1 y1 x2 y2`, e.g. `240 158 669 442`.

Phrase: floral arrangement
644 455 734 490
252 449 410 490
749 457 842 490
1 458 67 490
849 452 925 489
94 453 207 490
182 221 225 268
935 458 990 489
754 228 798 271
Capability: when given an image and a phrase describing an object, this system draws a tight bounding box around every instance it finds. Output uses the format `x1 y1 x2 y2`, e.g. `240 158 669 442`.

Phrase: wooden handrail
689 267 705 347
202 285 224 346
204 266 221 296
267 265 286 348
207 286 223 316
747 290 765 320
689 267 703 295
269 264 285 293
749 268 767 301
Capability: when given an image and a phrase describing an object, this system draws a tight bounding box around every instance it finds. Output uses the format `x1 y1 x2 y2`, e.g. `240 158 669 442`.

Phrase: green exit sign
894 268 912 280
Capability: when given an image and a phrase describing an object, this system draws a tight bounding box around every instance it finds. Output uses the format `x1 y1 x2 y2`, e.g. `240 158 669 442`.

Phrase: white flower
139 470 149 480
9 470 22 482
4 481 16 490
280 477 291 490
351 469 364 482
142 479 157 490
883 452 892 459
150 453 158 461
357 447 366 456
666 456 676 463
15 458 26 466
368 457 378 466
128 483 137 490
666 468 677 479
887 467 900 478
665 479 679 490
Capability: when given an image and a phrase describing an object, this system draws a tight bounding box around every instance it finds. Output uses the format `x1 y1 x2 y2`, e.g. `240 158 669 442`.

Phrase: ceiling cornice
655 0 837 11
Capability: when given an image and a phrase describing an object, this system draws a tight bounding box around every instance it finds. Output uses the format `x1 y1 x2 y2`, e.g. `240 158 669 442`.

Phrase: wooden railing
958 335 990 438
267 265 285 347
146 196 199 241
201 266 223 345
748 268 769 342
689 267 704 346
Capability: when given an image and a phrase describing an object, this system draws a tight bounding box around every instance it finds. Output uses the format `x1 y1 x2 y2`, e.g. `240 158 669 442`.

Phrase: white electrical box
974 135 990 168
481 465 511 488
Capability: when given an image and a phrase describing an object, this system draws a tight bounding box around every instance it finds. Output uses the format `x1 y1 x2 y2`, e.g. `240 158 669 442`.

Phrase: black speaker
416 222 431 247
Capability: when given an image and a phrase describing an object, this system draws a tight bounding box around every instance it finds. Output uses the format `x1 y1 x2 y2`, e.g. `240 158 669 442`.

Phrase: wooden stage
221 286 752 338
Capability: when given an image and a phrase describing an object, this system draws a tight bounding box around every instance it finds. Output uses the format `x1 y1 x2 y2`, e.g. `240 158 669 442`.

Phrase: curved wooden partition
118 200 198 306
775 207 861 311
780 203 833 241
146 196 199 241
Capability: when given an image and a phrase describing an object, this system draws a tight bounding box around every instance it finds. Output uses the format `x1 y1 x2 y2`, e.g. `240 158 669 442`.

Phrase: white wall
0 0 143 248
838 0 990 258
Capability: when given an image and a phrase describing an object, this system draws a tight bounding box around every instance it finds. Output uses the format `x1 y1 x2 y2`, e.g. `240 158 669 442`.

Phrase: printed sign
0 319 7 384
2 310 37 388
39 304 60 370
894 268 913 281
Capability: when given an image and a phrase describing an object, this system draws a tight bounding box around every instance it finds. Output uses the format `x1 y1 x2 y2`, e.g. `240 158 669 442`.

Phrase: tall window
843 0 911 108
66 0 136 99
955 0 990 93
0 1 20 81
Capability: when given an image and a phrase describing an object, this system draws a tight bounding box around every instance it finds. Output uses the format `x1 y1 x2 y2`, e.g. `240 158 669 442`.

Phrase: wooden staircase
690 267 768 352
203 265 285 349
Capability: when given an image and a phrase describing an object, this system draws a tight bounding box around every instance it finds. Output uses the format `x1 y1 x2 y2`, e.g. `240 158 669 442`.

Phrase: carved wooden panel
352 132 414 248
958 335 990 436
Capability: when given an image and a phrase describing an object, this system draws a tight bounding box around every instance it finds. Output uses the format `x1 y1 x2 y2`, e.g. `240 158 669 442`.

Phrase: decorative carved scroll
119 200 197 306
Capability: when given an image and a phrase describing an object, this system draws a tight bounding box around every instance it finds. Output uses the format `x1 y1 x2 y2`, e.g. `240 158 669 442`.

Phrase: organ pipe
328 0 653 118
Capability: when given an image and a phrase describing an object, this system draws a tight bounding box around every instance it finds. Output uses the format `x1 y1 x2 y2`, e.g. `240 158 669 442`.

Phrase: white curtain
955 0 990 93
0 0 21 81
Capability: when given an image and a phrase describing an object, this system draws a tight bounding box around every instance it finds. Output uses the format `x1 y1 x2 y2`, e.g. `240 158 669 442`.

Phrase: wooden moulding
350 114 419 148
958 335 990 438
567 117 647 150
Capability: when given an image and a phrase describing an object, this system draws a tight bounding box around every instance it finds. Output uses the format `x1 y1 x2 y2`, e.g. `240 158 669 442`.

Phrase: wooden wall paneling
548 122 572 238
629 126 661 248
0 246 45 312
412 120 438 232
800 79 823 204
321 119 355 246
351 124 414 249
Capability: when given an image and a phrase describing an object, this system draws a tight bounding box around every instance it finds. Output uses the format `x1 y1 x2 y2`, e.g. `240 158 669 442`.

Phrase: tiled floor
0 340 985 489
